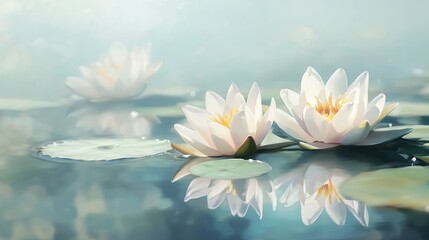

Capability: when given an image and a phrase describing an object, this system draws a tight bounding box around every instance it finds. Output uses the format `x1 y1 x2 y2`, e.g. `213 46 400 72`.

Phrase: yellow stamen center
316 179 342 204
210 108 239 128
226 184 237 196
314 95 347 121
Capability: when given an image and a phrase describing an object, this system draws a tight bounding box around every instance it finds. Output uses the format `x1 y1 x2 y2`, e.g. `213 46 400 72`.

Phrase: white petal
184 178 211 202
182 105 213 145
348 71 369 107
80 66 97 81
174 124 221 156
228 196 249 217
245 178 258 203
302 165 330 195
229 111 250 148
347 85 366 126
206 91 226 114
250 185 264 219
247 82 262 118
279 184 301 207
326 68 348 99
208 180 231 198
330 172 348 187
65 77 103 99
227 194 240 216
226 83 245 110
330 102 354 135
340 121 371 145
207 190 227 209
356 127 412 146
254 99 276 146
325 198 347 225
303 107 328 141
345 201 369 226
301 194 324 225
280 89 300 115
372 103 398 127
301 67 326 105
280 90 310 135
208 122 236 155
267 181 277 211
275 109 314 142
365 94 386 126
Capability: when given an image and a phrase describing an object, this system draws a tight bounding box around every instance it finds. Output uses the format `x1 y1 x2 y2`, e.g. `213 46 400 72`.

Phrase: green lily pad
340 166 429 212
398 142 429 163
0 98 66 111
390 102 429 117
37 138 171 161
189 159 272 180
402 125 429 141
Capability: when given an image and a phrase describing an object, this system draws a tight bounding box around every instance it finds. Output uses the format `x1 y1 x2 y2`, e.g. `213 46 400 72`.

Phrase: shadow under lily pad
339 166 429 212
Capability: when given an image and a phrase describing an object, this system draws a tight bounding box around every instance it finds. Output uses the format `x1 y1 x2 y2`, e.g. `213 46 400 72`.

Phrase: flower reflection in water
274 154 369 226
69 105 159 138
185 175 276 219
173 158 276 219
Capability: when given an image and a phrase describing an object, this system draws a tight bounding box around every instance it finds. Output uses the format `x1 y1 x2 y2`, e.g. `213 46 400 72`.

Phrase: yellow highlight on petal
316 179 342 204
97 68 117 86
314 94 347 121
211 108 239 128
226 184 237 196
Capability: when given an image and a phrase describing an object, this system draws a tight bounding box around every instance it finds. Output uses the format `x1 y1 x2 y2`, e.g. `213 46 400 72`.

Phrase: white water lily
66 43 162 101
173 83 276 157
274 163 369 226
276 67 411 149
184 175 277 219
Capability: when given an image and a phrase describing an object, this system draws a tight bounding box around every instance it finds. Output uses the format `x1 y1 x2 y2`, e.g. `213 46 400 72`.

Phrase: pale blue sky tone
0 0 428 98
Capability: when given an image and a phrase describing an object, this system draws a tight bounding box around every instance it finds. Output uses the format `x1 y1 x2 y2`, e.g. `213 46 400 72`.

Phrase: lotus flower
275 67 412 149
184 175 277 219
274 162 369 226
66 43 162 101
173 83 276 157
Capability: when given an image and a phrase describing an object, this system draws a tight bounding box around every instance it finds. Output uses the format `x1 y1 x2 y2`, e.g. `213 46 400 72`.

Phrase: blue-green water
0 90 428 240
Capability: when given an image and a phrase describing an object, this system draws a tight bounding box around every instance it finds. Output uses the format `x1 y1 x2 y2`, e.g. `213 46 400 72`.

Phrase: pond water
1 1 429 239
0 88 428 240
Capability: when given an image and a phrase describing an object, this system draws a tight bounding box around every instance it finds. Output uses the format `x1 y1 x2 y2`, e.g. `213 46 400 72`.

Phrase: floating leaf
234 136 257 158
37 138 171 161
398 142 429 163
340 166 429 212
189 159 272 180
0 98 66 111
171 158 211 182
259 131 297 151
402 125 429 141
390 102 429 117
258 141 297 151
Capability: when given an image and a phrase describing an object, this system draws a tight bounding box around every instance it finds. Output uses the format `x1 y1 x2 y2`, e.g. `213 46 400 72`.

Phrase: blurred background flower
66 43 162 101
